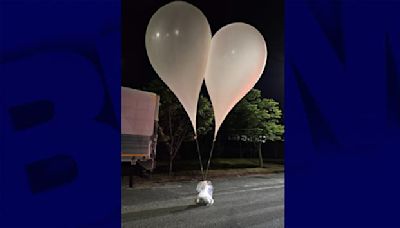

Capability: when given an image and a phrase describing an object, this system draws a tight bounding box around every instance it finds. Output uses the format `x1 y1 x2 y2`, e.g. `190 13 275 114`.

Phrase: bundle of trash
195 180 214 206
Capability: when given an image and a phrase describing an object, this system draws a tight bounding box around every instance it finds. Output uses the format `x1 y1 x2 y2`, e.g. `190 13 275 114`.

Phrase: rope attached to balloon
194 135 205 180
204 138 216 180
195 135 216 181
145 1 267 181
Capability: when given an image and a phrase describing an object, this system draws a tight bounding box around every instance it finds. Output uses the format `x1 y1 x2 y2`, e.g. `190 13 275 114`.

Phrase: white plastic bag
195 180 214 206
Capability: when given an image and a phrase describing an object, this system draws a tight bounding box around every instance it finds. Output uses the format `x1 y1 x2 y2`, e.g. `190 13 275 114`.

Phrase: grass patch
154 158 282 172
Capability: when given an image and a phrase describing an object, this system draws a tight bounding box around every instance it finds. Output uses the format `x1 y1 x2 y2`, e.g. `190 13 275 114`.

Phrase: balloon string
195 135 205 180
204 138 216 180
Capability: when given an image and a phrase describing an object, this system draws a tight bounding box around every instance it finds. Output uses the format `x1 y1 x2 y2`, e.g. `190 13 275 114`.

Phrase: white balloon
145 1 211 134
205 22 267 139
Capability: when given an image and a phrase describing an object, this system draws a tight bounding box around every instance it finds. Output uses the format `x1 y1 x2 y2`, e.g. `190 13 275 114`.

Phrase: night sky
122 0 284 105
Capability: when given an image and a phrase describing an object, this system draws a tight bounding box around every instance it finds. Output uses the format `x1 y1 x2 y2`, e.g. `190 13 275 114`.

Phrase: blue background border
1 0 121 226
285 0 400 227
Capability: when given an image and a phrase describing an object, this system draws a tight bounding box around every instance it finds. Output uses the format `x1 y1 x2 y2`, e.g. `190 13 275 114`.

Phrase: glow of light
175 29 179 35
156 32 160 38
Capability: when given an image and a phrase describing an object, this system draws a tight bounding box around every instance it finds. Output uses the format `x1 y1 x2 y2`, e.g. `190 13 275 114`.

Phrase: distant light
231 50 236 54
156 32 160 38
175 29 180 35
166 33 170 37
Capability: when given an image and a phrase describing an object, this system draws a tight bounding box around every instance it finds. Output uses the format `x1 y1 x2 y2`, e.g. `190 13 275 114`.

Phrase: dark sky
122 0 284 105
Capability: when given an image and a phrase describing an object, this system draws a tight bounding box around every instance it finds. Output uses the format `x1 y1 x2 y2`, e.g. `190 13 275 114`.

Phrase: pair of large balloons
145 1 267 139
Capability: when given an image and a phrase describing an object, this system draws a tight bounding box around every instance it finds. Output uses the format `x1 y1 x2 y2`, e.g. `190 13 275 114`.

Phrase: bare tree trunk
166 108 190 176
239 141 243 158
258 143 263 168
169 142 175 176
169 153 173 176
168 108 174 176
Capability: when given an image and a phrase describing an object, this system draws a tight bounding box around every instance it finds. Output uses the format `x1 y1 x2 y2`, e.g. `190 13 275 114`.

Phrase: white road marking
244 180 284 188
151 185 182 189
215 185 284 196
125 184 182 190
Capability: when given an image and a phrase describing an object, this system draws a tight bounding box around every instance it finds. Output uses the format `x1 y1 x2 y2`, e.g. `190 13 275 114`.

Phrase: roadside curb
122 166 284 188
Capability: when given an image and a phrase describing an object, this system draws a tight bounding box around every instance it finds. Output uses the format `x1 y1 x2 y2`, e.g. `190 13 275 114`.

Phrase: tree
144 79 213 175
223 89 284 167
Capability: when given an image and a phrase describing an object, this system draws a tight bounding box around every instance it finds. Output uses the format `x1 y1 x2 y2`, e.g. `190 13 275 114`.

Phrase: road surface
122 173 284 228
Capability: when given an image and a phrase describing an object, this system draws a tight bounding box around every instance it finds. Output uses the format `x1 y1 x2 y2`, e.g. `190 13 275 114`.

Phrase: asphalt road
122 173 284 228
